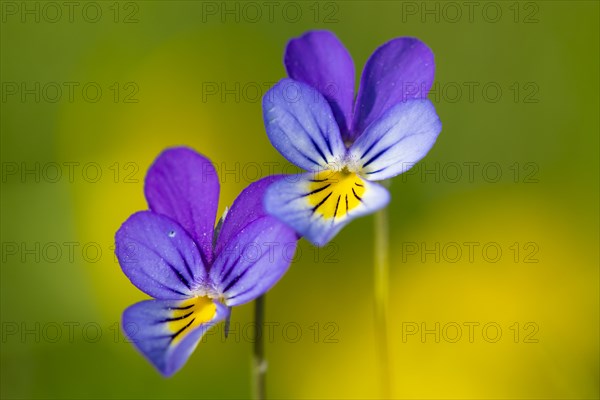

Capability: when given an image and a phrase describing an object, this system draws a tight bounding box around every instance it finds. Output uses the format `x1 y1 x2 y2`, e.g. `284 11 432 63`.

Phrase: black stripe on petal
302 153 321 167
333 195 341 219
310 137 329 164
360 125 395 159
140 270 189 296
170 318 196 343
226 287 253 301
222 266 251 293
312 192 333 214
352 188 363 203
167 264 192 290
157 311 193 323
174 246 195 284
168 304 194 311
323 135 334 157
302 184 331 197
360 139 380 160
362 146 392 168
365 167 388 175
220 251 244 286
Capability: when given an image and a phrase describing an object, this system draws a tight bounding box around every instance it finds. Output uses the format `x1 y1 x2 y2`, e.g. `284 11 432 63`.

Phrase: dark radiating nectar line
312 192 333 214
352 188 363 203
174 246 195 285
170 317 196 343
158 311 193 323
362 147 390 168
168 264 192 290
365 167 387 175
168 304 194 311
220 251 245 288
333 195 341 219
309 136 329 165
303 183 331 197
223 266 251 293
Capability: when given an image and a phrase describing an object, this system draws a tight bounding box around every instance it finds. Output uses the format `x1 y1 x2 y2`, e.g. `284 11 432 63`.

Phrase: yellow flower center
306 169 366 220
167 296 217 345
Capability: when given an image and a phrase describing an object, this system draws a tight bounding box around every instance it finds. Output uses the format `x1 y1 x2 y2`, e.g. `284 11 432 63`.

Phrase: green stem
374 181 391 398
253 295 266 400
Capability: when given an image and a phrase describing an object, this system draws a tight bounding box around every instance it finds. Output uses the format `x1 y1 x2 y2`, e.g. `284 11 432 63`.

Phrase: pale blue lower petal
263 173 390 246
122 298 228 377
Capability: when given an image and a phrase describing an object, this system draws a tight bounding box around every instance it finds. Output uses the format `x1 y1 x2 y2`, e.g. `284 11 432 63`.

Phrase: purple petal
215 175 287 256
122 298 228 377
115 211 207 299
145 147 220 264
351 38 435 140
285 30 355 138
263 79 346 171
263 172 390 246
349 99 441 181
210 216 297 306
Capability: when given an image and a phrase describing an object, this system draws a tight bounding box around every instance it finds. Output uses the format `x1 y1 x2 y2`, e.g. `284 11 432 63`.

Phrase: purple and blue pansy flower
262 30 442 246
115 147 297 377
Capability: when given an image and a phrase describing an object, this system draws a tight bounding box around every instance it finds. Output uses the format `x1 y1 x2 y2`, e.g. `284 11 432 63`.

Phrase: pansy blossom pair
116 30 441 376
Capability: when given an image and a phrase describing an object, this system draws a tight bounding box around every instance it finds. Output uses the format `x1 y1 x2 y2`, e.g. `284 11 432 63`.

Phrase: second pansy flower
116 147 297 376
262 30 442 246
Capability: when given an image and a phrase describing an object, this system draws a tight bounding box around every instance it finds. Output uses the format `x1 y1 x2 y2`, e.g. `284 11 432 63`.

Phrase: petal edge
285 30 356 138
145 147 220 264
352 37 435 140
123 298 228 377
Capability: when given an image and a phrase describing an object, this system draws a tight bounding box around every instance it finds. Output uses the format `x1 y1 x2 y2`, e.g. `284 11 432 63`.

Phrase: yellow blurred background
1 1 598 398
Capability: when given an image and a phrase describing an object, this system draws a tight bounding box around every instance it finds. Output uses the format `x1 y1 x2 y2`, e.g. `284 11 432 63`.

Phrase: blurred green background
1 1 598 399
